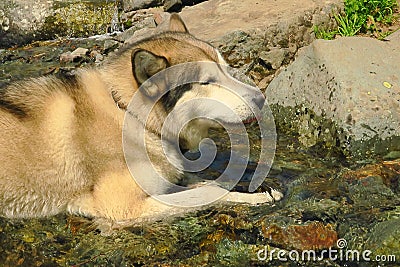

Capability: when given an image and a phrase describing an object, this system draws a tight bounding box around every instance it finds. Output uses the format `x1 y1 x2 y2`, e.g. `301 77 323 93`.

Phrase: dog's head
107 14 264 151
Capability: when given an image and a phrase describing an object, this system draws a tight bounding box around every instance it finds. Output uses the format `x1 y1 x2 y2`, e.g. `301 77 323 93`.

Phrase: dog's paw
269 188 284 201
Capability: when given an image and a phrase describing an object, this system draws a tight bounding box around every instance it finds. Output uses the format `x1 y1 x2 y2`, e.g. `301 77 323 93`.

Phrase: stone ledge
266 34 400 158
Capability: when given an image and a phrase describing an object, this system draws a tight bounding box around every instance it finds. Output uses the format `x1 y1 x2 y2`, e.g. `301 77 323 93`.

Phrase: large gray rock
0 0 53 47
0 0 117 48
181 0 338 41
123 0 163 12
265 34 400 158
163 0 207 12
122 0 206 12
179 0 343 85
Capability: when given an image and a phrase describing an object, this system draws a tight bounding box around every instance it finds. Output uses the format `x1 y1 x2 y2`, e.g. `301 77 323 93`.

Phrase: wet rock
260 221 338 251
71 48 89 58
103 39 120 52
266 35 400 158
116 16 156 43
0 37 110 86
274 160 307 173
364 218 400 260
60 48 89 63
282 166 345 204
259 48 289 70
347 176 395 206
89 50 104 64
383 150 400 160
214 239 251 266
342 159 400 193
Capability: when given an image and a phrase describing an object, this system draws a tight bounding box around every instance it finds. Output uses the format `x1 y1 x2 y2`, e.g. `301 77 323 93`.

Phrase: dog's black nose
253 95 265 110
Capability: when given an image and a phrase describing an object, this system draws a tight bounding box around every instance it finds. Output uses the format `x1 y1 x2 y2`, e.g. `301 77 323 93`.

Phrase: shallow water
0 40 399 266
1 128 398 266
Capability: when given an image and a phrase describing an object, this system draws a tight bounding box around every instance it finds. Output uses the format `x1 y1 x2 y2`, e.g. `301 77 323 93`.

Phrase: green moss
351 135 400 159
314 25 338 40
271 104 344 156
364 218 400 260
213 239 251 266
271 103 400 159
41 2 116 38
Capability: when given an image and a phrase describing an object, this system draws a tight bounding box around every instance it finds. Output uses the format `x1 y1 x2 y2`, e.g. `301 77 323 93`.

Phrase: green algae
42 2 117 39
271 103 400 159
1 139 399 266
1 1 119 48
213 239 251 266
0 37 108 87
365 218 400 260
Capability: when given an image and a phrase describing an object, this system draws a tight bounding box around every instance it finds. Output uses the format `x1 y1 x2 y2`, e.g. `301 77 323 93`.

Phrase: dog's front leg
138 184 283 220
67 169 147 221
221 189 283 204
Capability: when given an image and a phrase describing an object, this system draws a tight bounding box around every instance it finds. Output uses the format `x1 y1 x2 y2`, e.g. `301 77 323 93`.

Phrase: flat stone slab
266 34 400 158
180 0 341 41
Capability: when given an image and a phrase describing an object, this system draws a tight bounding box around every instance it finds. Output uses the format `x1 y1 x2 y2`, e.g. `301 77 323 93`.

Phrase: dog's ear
169 13 188 33
132 50 168 85
132 50 168 97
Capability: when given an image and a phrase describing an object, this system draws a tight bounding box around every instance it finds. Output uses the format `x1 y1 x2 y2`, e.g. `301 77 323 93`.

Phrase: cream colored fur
0 14 282 227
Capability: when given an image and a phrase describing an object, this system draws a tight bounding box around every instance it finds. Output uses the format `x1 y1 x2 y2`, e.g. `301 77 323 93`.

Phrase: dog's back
0 73 127 218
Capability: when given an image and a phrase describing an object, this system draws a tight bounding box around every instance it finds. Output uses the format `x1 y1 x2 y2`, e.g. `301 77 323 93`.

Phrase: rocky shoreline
2 0 399 158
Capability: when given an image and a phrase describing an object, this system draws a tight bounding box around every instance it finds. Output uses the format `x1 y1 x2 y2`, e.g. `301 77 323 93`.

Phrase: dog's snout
253 95 265 110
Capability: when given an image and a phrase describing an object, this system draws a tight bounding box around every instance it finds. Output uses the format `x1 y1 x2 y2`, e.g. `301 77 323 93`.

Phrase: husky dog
0 14 282 225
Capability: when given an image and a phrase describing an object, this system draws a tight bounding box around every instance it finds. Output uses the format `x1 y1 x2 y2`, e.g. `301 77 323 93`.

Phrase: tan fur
0 14 281 225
